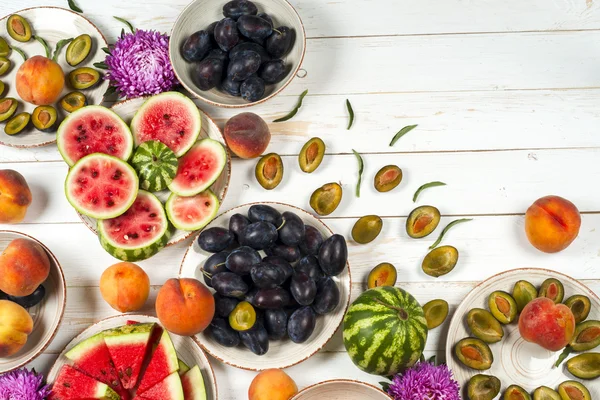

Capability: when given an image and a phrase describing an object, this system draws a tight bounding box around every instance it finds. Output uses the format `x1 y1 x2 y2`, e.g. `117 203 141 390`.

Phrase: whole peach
156 278 214 336
16 55 65 105
224 112 271 158
518 297 575 351
0 238 50 297
248 369 298 400
0 299 33 357
525 195 581 253
0 169 32 224
100 262 150 312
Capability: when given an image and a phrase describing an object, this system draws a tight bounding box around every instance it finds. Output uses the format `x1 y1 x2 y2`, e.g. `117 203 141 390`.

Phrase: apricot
224 112 271 158
0 169 32 224
0 238 50 297
248 369 298 400
525 195 581 253
518 297 575 351
0 299 33 357
100 262 149 313
16 55 65 105
156 278 214 336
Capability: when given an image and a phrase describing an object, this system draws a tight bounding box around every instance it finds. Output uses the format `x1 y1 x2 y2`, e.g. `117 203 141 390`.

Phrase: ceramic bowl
446 268 600 398
0 6 109 148
169 0 306 108
47 314 218 399
0 231 66 372
291 379 391 400
179 202 352 370
75 96 231 247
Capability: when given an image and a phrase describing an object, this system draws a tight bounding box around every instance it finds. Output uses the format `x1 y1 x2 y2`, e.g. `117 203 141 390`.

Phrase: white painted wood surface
1 0 600 398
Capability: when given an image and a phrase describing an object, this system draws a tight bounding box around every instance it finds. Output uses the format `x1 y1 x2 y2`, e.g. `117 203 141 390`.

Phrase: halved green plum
66 34 92 66
0 57 10 76
0 37 9 57
533 386 561 400
467 374 500 400
60 91 87 113
455 337 493 370
31 105 58 132
513 280 537 312
504 385 532 400
298 137 325 173
488 290 518 324
557 381 591 400
569 320 600 352
4 112 30 135
68 67 101 89
7 15 31 42
0 97 18 122
538 278 565 303
467 308 504 343
564 295 591 323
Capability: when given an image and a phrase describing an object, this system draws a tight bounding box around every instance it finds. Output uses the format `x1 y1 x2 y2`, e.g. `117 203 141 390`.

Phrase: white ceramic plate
0 230 66 373
169 0 306 108
446 268 600 398
76 96 231 247
0 7 109 148
291 379 391 400
179 202 352 370
47 314 218 399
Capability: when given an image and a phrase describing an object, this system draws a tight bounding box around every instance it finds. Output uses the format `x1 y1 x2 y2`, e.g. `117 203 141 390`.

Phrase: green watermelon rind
65 153 139 220
65 332 106 363
181 365 207 400
165 190 220 231
130 92 202 157
177 359 190 376
97 190 173 262
342 286 428 376
138 371 184 400
131 140 178 192
167 138 227 197
57 105 134 167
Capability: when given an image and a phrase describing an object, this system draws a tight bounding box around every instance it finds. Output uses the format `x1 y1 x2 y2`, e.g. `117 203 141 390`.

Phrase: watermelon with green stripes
131 140 178 192
343 286 428 376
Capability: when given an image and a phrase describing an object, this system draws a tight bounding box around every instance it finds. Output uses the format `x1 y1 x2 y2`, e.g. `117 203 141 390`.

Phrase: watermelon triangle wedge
49 365 121 400
136 329 179 394
133 372 184 400
103 323 156 390
182 365 207 400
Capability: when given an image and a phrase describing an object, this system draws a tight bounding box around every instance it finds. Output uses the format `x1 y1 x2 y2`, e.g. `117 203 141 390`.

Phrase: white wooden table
2 0 600 398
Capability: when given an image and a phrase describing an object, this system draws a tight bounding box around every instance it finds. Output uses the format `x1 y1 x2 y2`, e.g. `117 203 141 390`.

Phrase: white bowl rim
290 378 392 399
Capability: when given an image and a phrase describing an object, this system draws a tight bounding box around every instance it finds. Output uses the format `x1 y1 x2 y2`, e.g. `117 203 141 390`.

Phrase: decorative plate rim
290 378 392 399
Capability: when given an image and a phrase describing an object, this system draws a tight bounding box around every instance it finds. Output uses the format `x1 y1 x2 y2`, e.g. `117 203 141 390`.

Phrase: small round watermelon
65 153 139 220
165 190 219 231
130 92 201 157
343 286 428 376
97 190 172 262
131 140 178 192
57 105 133 167
168 138 227 197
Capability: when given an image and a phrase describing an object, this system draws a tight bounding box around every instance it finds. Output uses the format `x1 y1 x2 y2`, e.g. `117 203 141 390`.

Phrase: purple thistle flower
387 362 460 400
105 30 178 98
0 368 51 400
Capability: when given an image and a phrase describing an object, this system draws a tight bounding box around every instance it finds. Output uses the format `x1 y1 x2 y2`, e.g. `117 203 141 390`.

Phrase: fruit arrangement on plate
56 91 230 261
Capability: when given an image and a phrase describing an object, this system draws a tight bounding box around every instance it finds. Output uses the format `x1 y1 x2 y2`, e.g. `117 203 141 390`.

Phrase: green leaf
379 381 391 393
10 46 27 61
52 38 73 62
389 124 418 147
554 347 573 368
427 355 437 365
103 85 117 97
273 89 308 122
33 36 51 59
346 99 354 130
67 0 83 13
413 181 446 202
101 47 111 54
352 149 363 198
93 61 108 70
429 218 472 249
114 16 135 34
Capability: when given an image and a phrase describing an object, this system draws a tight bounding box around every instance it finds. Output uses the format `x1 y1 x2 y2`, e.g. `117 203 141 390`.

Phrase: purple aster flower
105 30 179 98
0 368 51 400
387 362 460 400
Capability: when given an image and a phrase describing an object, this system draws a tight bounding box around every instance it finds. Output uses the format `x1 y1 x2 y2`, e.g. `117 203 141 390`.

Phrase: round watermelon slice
97 190 172 262
167 138 227 197
57 105 133 167
65 153 139 220
165 190 219 231
130 92 201 157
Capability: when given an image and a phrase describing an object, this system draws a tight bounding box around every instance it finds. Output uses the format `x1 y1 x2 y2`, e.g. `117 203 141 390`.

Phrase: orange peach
100 262 150 313
248 369 298 400
0 169 32 224
525 195 581 253
0 238 50 297
155 278 214 336
224 112 271 159
518 297 575 351
0 299 33 357
16 55 65 105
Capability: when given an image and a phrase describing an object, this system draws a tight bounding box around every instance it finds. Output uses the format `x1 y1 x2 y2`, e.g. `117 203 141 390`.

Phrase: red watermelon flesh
134 372 184 400
181 365 207 400
49 365 121 400
136 329 179 394
103 323 156 389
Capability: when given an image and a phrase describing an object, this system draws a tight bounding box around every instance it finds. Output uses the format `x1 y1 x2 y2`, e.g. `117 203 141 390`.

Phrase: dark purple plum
299 225 324 256
296 255 325 282
290 272 317 306
239 323 269 355
211 272 249 298
7 285 45 308
250 262 287 289
312 277 340 315
266 26 293 58
192 57 224 90
206 48 228 64
265 243 301 263
198 227 234 253
225 246 261 275
229 213 250 239
214 17 239 51
262 256 293 281
214 293 239 317
227 50 261 81
257 12 273 27
259 59 286 84
248 204 283 227
264 309 287 340
237 15 273 41
207 318 240 347
221 76 241 96
253 287 290 309
229 42 271 64
240 75 265 102
201 250 230 287
239 221 278 250
318 234 348 276
181 30 212 62
223 0 258 20
287 306 316 343
279 212 305 246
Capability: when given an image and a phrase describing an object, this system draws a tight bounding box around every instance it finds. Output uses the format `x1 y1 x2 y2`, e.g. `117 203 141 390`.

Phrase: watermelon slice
167 139 227 197
130 92 201 157
97 190 172 262
65 153 139 220
136 329 179 394
49 365 121 400
134 372 184 400
57 105 133 167
165 190 219 231
103 323 156 389
178 359 190 376
181 365 207 400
